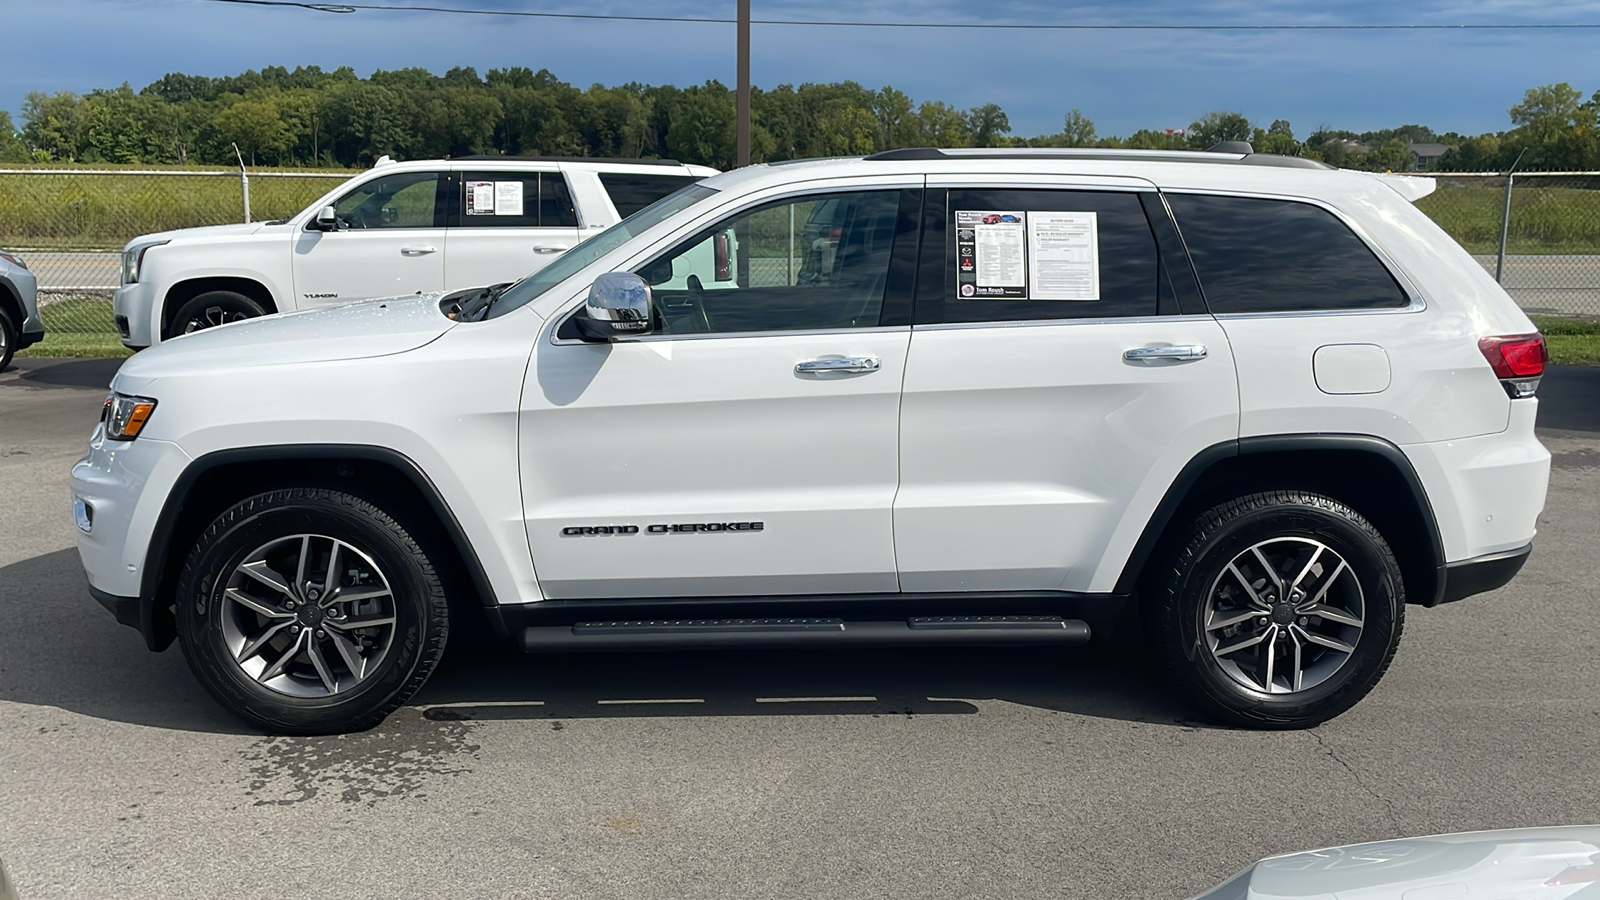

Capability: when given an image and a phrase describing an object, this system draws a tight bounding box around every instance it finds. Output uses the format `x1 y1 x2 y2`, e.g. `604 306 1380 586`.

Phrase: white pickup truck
112 156 717 348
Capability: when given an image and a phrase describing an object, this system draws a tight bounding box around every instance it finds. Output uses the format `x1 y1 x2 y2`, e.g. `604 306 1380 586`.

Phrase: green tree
1060 108 1097 147
0 112 26 162
966 103 1011 147
212 95 292 165
916 101 970 147
1188 110 1253 148
21 91 84 160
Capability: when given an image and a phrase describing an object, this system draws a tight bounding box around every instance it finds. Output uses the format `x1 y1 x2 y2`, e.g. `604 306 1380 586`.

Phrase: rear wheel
165 290 266 339
1150 490 1403 728
176 488 449 734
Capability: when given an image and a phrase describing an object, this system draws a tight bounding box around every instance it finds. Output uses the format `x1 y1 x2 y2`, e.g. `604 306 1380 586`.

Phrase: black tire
176 488 449 734
1149 490 1404 729
165 290 267 339
0 305 16 372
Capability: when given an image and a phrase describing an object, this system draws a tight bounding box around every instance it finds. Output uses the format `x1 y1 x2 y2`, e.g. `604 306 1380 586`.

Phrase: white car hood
124 221 286 248
113 293 454 389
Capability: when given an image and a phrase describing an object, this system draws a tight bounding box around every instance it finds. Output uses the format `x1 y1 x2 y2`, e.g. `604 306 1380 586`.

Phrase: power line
196 0 1600 30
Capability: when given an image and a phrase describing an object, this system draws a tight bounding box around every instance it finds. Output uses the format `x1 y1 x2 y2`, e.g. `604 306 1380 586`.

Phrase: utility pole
736 0 750 167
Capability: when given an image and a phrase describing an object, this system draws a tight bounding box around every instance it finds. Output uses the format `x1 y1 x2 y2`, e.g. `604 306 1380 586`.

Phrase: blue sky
8 0 1600 139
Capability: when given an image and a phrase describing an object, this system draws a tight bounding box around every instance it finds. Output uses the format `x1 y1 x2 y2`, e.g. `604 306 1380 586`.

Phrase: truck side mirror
313 206 340 232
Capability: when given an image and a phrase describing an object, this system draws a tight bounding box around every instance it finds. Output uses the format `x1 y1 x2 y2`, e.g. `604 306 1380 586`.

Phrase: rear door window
918 188 1167 324
453 172 579 228
599 172 703 218
1166 193 1408 313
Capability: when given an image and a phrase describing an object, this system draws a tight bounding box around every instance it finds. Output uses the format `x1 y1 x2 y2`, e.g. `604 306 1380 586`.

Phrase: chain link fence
4 167 1598 358
0 168 350 356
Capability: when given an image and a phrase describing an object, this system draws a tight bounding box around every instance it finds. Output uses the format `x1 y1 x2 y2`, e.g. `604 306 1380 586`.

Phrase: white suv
112 156 717 348
73 146 1552 734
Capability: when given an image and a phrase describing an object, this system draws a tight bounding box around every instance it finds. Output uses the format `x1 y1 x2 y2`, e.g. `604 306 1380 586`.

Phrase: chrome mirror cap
585 272 653 336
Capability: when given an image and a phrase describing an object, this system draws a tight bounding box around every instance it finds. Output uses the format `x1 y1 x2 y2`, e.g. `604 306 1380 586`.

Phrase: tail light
1546 864 1599 887
1478 333 1547 398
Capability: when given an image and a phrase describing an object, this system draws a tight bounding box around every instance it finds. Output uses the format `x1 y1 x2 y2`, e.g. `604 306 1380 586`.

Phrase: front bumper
72 429 193 647
112 283 156 349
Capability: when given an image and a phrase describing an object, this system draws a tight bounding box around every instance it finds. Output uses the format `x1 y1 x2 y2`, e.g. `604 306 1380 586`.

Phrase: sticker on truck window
954 210 1100 301
467 181 495 215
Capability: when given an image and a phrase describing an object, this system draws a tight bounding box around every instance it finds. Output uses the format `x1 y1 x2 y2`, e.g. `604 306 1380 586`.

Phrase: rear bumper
1437 543 1532 605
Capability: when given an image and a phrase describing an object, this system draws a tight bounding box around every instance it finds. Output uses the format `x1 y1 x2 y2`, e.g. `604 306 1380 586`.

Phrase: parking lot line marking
596 698 705 704
755 696 878 703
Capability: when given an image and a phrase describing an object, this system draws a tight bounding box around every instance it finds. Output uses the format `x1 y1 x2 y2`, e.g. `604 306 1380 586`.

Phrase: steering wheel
684 274 713 333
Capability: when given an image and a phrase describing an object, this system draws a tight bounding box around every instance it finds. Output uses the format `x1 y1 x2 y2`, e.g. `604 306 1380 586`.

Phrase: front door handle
531 246 564 254
400 246 438 256
1124 344 1208 361
795 356 881 375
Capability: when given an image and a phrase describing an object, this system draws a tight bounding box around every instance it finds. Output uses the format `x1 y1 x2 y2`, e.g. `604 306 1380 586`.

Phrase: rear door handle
532 246 564 254
400 246 438 256
1124 344 1208 361
795 356 881 375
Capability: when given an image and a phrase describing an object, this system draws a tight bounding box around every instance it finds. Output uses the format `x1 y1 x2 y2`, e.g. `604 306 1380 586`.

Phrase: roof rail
861 146 1332 171
451 155 685 166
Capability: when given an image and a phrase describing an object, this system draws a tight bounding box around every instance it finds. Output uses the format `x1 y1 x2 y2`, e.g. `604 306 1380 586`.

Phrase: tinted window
631 190 903 335
1167 193 1408 313
455 172 578 228
330 171 439 229
540 174 579 227
600 173 702 218
925 189 1161 324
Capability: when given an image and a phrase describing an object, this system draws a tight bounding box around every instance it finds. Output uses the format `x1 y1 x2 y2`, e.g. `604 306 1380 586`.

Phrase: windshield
486 183 719 318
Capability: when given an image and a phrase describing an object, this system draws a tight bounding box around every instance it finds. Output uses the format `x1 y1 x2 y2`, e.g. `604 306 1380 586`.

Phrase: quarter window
600 173 703 218
329 171 440 229
924 189 1164 324
455 172 579 228
1167 193 1408 313
631 190 905 335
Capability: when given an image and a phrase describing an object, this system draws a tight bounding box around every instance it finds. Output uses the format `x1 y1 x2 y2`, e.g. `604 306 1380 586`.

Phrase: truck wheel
166 291 266 339
175 488 450 735
1150 490 1403 729
0 306 15 371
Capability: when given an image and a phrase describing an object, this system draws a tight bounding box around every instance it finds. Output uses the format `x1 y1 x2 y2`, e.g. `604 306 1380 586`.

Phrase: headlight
121 240 169 284
101 392 158 441
0 250 26 270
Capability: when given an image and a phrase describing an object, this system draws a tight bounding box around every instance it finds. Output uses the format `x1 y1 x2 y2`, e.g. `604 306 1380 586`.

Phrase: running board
521 615 1092 652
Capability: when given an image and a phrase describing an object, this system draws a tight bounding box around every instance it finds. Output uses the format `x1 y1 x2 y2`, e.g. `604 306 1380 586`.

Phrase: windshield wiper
455 281 515 322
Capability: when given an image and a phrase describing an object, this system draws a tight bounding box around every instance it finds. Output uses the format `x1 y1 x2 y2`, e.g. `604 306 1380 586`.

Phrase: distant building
1408 142 1451 170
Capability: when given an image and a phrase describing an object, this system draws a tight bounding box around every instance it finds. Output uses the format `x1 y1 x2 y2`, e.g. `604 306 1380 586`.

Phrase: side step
521 615 1091 653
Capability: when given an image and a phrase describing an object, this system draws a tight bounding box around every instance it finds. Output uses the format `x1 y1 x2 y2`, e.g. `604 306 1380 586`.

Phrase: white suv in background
112 156 717 348
74 145 1551 735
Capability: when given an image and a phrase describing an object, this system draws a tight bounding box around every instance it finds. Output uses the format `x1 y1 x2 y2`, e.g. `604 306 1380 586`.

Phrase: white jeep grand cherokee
74 146 1552 734
112 155 716 348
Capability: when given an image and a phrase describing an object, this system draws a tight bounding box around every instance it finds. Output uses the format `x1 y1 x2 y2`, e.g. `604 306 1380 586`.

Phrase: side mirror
576 272 654 341
313 206 339 232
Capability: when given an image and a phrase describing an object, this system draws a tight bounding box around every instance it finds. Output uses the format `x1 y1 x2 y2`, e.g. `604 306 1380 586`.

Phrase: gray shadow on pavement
0 547 1202 733
10 357 125 390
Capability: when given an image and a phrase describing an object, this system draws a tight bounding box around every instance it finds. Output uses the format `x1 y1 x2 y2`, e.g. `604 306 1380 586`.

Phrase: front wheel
0 305 16 372
176 488 450 734
165 290 266 339
1150 490 1404 729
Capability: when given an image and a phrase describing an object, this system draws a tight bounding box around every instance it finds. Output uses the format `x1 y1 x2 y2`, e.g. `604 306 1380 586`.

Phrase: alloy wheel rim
219 533 397 698
1202 537 1365 695
183 305 249 333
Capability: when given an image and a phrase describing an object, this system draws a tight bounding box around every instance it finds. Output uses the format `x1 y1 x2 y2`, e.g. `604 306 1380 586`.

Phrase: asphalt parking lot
1 358 1597 900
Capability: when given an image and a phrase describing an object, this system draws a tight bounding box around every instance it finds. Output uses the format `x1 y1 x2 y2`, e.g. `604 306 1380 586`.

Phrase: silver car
0 249 44 371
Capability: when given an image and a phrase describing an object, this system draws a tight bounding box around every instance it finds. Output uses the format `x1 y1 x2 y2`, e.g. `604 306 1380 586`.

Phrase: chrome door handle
795 356 881 375
531 246 564 254
1124 344 1208 361
400 246 438 255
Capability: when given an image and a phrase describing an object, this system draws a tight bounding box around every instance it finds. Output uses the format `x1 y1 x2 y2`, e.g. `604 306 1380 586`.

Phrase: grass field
0 169 353 250
1415 184 1600 254
1530 314 1600 365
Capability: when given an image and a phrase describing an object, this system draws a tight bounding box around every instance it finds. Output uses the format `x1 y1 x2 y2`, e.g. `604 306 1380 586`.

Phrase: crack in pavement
1306 729 1403 831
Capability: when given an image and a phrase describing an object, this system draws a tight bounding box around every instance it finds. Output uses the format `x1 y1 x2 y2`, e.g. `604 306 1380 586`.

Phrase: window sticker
955 210 1027 298
494 181 524 217
466 181 495 215
1027 211 1099 301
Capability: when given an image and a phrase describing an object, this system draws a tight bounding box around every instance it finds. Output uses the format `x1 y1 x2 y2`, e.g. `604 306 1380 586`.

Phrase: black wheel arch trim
1113 433 1450 606
133 444 499 652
